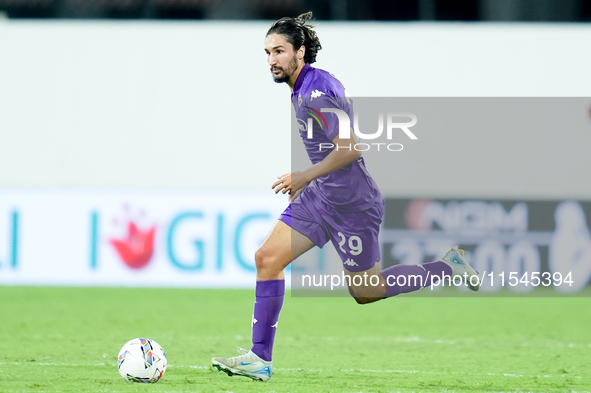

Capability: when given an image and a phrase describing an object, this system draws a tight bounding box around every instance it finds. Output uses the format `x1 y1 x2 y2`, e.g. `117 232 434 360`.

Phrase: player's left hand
272 172 310 201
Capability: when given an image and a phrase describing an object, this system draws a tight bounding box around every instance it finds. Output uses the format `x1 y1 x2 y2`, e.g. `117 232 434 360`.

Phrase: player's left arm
272 131 360 200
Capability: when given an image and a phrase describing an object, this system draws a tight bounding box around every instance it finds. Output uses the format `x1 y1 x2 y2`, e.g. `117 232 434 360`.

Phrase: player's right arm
273 88 357 200
272 129 360 200
298 130 360 182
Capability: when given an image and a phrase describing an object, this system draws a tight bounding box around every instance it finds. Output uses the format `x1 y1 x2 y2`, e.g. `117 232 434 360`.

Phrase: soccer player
212 12 480 382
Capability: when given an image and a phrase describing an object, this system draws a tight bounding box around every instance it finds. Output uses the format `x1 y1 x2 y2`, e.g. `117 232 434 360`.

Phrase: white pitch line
291 335 591 348
2 362 589 381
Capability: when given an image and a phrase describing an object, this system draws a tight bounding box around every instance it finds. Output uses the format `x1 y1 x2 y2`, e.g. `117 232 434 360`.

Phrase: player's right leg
212 219 315 381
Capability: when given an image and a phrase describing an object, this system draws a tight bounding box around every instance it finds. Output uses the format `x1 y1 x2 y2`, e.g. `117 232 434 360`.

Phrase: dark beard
271 56 298 84
273 71 291 84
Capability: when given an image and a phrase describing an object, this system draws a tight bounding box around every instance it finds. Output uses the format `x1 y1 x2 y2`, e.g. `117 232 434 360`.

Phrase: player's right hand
272 173 291 195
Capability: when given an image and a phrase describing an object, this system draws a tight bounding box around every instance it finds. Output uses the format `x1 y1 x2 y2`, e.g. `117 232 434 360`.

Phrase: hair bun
267 12 322 64
296 11 314 25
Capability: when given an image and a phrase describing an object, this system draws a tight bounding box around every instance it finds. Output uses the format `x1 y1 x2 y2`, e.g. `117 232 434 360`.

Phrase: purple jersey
291 64 382 212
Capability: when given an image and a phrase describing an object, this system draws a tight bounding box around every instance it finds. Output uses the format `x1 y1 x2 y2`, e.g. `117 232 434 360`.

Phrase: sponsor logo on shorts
343 258 359 267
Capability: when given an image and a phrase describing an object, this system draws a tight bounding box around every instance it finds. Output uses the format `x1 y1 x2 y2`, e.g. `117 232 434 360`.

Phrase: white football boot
212 347 272 382
441 246 480 291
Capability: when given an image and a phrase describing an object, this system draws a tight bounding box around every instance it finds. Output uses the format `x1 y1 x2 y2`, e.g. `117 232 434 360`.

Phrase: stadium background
0 2 591 392
1 1 590 289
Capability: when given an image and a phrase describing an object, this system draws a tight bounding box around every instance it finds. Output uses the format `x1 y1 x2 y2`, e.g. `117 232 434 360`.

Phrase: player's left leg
345 247 479 304
344 261 452 304
327 199 479 304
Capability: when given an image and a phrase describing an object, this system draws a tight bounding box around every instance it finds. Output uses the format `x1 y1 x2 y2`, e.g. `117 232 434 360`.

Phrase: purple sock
250 279 284 362
380 261 452 298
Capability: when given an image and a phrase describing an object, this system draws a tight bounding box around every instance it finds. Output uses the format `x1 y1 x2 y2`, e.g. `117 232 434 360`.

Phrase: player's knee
348 286 383 305
254 247 280 275
254 248 269 271
352 296 375 305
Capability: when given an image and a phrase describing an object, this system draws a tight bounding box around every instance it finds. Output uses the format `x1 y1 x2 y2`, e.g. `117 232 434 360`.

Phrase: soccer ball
117 338 167 383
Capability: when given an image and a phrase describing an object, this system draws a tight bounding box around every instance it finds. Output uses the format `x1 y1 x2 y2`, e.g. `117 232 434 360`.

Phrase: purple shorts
279 186 384 272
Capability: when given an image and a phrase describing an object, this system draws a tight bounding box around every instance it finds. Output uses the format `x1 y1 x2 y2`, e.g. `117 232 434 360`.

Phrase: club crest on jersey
298 95 303 106
310 89 325 101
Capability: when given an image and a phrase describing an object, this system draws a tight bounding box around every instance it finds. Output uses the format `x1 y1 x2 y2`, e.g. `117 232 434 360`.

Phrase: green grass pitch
0 286 590 393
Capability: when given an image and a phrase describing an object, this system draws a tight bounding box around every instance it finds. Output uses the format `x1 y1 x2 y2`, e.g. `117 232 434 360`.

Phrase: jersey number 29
337 232 363 256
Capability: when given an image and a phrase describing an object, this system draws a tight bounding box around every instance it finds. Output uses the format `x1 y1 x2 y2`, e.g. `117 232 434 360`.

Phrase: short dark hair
266 11 322 64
